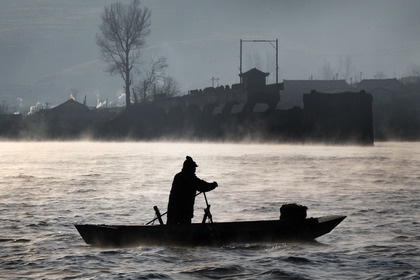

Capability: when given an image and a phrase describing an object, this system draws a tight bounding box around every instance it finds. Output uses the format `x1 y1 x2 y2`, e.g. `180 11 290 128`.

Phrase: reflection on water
0 141 419 279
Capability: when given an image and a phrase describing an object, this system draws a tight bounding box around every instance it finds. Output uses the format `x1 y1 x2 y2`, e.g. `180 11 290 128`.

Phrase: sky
1 0 420 111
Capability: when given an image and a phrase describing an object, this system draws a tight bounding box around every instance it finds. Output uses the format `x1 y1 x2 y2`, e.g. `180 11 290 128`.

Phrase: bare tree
338 55 354 82
133 57 181 102
133 57 168 103
321 61 335 80
97 0 151 108
158 76 180 97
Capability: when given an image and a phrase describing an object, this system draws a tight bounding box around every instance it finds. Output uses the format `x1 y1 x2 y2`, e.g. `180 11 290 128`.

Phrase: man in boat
167 156 218 225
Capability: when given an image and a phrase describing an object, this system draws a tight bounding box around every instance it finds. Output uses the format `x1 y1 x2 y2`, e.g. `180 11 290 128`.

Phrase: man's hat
184 156 198 168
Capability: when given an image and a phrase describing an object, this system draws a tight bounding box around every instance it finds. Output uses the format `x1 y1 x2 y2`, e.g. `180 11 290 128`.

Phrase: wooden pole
202 192 213 224
276 38 279 84
240 39 243 83
153 206 164 225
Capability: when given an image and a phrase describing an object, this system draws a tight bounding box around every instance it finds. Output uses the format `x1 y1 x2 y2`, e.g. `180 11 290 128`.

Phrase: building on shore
303 90 373 144
22 99 119 139
100 68 374 144
154 68 281 116
279 79 352 110
4 68 376 144
356 78 420 140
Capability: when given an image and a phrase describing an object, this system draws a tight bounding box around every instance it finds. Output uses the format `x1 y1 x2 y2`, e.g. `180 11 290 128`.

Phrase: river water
1 141 419 279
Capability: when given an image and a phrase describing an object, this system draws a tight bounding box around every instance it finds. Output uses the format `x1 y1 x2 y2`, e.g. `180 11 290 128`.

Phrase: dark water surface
1 141 419 279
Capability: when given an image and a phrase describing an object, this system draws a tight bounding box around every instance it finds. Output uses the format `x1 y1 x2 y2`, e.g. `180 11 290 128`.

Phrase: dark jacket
167 171 216 225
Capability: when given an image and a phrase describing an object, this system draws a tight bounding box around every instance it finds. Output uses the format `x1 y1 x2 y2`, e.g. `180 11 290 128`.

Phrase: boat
74 215 346 248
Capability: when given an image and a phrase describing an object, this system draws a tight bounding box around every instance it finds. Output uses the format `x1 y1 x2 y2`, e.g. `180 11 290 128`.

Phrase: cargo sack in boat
280 203 308 221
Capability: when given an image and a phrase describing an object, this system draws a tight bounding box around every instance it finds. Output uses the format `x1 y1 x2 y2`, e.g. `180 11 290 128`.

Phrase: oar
145 191 204 225
202 192 214 224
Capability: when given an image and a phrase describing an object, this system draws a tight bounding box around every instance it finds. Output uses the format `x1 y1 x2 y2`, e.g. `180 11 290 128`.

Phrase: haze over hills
1 0 420 113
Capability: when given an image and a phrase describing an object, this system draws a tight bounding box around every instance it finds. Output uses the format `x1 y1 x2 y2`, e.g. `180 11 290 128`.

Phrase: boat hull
75 215 346 247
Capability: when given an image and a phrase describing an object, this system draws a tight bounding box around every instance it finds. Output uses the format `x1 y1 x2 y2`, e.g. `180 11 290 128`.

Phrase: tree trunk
125 50 131 108
125 76 131 108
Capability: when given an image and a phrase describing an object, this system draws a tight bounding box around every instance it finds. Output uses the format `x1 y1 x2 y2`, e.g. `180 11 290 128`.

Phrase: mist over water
1 141 419 279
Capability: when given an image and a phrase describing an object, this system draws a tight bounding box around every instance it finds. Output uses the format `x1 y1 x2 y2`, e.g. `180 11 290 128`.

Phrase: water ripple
1 141 419 279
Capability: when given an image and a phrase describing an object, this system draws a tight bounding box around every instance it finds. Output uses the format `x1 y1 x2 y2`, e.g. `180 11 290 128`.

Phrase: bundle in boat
280 203 308 222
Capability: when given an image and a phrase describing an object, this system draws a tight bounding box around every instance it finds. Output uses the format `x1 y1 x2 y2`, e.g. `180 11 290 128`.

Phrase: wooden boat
74 215 346 247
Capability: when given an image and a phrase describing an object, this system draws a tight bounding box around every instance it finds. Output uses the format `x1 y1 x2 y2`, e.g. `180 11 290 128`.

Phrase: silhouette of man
167 156 218 225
